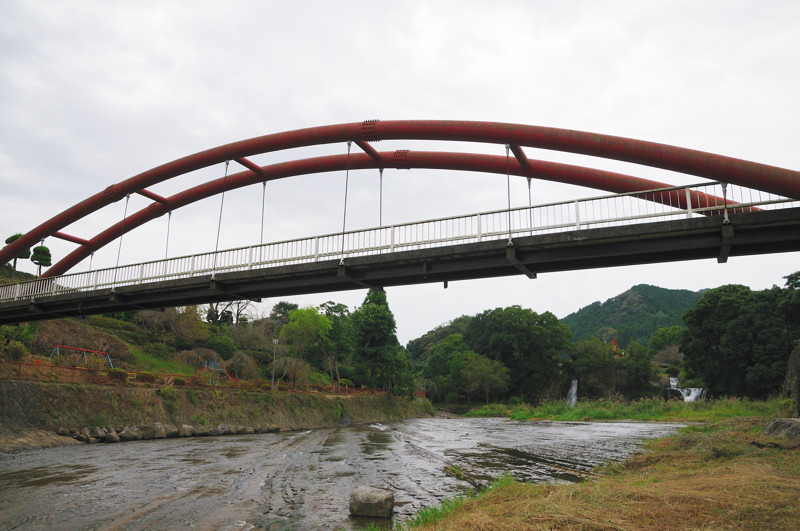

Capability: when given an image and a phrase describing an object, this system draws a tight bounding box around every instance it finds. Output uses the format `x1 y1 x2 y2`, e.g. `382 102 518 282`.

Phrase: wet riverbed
0 418 681 530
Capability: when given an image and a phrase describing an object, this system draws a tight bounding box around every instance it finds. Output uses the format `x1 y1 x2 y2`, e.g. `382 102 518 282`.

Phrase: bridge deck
1 207 798 325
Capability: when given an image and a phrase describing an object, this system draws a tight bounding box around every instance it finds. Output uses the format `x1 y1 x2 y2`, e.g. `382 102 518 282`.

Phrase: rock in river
349 485 394 519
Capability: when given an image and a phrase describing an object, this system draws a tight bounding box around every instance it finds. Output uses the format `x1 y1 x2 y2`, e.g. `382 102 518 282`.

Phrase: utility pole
271 338 279 390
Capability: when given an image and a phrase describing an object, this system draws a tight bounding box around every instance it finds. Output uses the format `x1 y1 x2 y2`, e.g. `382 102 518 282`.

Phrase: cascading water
566 379 578 408
664 378 707 402
679 388 707 402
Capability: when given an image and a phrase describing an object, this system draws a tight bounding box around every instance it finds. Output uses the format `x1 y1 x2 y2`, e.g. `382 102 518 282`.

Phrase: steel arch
44 151 733 276
3 120 798 275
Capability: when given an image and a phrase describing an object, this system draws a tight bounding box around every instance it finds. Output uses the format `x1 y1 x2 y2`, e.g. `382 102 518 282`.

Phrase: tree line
410 272 799 404
2 261 798 405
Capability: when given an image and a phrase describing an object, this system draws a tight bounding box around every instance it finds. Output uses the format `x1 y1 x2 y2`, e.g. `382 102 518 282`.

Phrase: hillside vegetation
3 265 798 409
1 264 418 396
559 284 702 348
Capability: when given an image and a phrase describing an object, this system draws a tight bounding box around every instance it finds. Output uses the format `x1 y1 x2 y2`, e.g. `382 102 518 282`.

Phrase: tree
378 348 416 397
30 245 52 276
568 338 618 399
682 284 793 398
280 307 333 370
271 356 310 385
4 234 31 270
649 325 685 369
406 315 473 364
350 288 413 391
319 301 353 385
619 341 657 399
226 351 260 380
206 300 253 325
463 306 571 403
205 328 238 360
418 333 510 403
230 317 280 361
270 301 299 325
419 334 473 402
460 351 510 403
169 306 210 349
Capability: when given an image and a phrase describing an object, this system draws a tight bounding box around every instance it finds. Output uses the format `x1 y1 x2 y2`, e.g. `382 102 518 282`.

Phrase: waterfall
664 378 707 402
679 387 707 402
566 379 578 408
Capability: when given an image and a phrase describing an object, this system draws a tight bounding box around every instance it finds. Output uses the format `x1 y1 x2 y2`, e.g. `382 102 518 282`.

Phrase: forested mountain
560 284 703 348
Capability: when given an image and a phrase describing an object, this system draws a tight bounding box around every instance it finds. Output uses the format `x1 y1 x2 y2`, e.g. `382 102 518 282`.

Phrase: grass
129 346 195 375
408 415 800 530
465 396 791 422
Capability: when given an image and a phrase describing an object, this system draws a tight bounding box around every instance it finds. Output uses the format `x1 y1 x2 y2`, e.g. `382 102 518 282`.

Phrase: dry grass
413 418 800 530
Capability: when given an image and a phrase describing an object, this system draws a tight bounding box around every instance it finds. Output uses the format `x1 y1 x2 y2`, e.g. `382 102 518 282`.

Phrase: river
0 417 682 530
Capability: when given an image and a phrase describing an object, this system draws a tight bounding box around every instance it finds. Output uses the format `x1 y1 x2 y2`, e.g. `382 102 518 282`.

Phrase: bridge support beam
505 245 537 279
337 263 373 289
209 279 263 302
718 224 735 263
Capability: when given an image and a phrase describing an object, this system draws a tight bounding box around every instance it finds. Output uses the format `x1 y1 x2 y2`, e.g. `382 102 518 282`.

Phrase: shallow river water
0 418 681 530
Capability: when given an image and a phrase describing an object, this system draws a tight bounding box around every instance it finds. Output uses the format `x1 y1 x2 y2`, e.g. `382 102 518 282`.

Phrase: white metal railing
1 182 796 303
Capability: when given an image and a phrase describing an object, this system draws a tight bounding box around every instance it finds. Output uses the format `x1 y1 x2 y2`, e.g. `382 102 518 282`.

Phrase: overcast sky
1 0 799 344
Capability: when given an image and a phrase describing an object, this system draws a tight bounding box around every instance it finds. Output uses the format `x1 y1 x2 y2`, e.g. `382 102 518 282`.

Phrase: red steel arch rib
3 120 799 275
45 151 736 276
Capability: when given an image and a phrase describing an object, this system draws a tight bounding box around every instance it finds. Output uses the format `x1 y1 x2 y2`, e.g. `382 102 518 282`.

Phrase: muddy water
0 418 681 530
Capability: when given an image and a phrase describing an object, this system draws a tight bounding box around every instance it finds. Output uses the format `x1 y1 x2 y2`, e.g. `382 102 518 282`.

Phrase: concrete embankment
0 379 434 451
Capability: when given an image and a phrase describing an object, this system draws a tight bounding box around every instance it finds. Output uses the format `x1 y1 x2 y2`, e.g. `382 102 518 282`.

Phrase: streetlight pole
272 339 279 390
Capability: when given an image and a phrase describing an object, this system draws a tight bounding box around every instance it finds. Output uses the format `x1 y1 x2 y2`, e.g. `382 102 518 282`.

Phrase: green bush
158 386 176 400
205 332 237 360
2 340 28 361
308 372 331 385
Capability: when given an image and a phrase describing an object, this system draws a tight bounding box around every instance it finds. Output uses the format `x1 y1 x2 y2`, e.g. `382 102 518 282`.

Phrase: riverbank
408 415 800 530
0 379 433 451
465 396 792 422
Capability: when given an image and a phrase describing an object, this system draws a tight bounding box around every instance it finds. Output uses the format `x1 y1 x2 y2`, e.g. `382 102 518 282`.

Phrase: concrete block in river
349 485 394 519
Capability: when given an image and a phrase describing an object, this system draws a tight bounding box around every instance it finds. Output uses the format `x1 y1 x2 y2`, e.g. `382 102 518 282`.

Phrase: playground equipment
195 359 236 385
49 344 113 368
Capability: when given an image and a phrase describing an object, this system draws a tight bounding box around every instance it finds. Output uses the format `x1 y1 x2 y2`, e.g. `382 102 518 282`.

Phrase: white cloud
1 0 799 343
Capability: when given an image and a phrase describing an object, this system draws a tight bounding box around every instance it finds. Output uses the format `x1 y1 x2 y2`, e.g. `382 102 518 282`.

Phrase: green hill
560 284 703 348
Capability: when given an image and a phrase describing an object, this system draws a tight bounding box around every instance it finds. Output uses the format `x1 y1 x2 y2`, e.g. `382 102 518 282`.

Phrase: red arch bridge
1 120 799 324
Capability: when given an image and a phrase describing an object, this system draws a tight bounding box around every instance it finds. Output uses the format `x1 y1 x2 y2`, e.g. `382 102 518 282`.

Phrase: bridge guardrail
1 182 796 303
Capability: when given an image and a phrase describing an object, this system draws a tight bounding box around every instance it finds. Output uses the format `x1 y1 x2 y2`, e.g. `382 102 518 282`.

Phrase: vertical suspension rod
340 141 353 261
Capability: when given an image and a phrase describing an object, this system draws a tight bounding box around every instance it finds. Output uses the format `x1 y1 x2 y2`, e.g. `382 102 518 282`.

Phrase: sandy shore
0 427 79 453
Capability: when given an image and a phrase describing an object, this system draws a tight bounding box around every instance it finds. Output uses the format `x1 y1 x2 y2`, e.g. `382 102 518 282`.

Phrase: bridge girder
2 120 798 276
2 207 799 326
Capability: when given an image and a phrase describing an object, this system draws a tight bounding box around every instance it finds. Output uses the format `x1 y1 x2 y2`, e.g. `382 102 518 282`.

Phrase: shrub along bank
0 379 433 442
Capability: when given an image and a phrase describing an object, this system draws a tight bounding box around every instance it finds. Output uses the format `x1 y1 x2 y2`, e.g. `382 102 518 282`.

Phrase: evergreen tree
31 245 52 276
4 234 31 270
350 288 414 394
